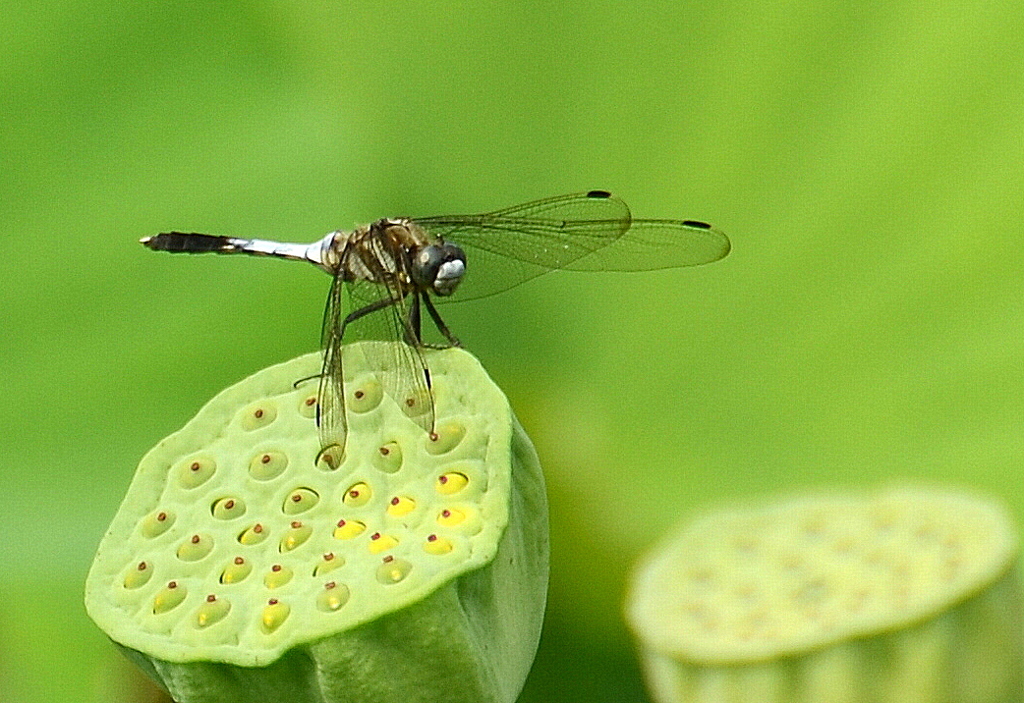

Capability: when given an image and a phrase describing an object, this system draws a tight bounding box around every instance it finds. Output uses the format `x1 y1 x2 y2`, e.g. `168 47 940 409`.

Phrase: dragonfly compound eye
415 243 466 296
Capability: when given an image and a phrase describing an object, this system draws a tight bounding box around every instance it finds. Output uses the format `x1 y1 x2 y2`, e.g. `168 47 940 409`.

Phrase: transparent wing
563 218 731 271
412 191 730 302
315 272 347 462
335 255 436 438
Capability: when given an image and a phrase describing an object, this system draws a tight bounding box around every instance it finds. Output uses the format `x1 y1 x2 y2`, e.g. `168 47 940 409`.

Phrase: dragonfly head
413 242 466 296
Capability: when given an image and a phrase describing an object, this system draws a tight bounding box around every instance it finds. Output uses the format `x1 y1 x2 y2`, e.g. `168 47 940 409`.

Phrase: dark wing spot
682 220 712 230
586 190 612 199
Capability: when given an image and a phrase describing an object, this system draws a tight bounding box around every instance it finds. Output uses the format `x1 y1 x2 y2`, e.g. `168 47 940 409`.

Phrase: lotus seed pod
626 486 1023 703
85 343 548 703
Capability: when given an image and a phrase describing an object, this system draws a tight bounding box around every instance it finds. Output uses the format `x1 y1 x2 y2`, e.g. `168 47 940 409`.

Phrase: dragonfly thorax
331 219 466 297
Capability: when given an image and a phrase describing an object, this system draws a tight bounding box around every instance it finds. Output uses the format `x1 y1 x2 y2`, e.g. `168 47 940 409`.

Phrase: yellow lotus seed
315 443 345 471
240 402 277 430
437 508 467 527
123 561 153 589
178 457 215 489
343 482 372 507
386 496 416 517
238 523 267 545
400 388 431 420
282 487 319 515
316 582 350 612
152 581 187 614
220 556 252 584
140 510 175 538
367 533 399 554
176 533 214 561
279 521 312 552
373 441 403 473
264 564 294 589
435 472 469 495
424 535 454 555
211 497 246 520
248 450 288 480
347 379 383 413
375 557 412 585
426 422 466 455
313 552 344 577
195 594 230 628
260 599 290 633
297 393 318 419
332 519 366 540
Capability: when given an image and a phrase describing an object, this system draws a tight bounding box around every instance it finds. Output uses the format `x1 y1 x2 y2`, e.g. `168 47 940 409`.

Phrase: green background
3 2 1022 701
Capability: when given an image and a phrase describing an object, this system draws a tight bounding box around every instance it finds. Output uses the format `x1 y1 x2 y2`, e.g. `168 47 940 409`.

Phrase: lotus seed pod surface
626 487 1022 703
85 343 548 703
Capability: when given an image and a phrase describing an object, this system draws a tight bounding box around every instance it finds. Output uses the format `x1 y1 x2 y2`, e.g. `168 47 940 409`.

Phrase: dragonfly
141 190 730 462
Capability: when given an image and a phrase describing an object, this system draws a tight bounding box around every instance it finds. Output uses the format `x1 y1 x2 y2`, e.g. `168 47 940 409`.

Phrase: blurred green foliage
2 2 1022 702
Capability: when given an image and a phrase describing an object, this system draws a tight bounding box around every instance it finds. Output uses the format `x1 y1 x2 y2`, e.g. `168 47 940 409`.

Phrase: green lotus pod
626 486 1022 703
85 343 548 703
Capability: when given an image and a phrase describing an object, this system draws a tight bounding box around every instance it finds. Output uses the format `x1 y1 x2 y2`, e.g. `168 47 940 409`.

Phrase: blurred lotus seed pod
626 487 1022 703
86 343 548 703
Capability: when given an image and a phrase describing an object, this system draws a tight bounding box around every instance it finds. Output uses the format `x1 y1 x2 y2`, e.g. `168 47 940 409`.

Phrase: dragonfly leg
422 293 462 347
407 293 423 345
339 295 402 338
337 294 397 333
292 373 321 388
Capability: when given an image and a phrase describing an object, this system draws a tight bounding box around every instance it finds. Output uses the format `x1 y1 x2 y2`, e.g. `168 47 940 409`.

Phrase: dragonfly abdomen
142 232 240 254
143 232 331 268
